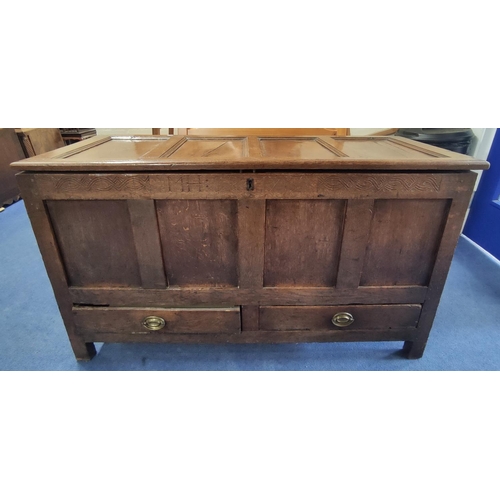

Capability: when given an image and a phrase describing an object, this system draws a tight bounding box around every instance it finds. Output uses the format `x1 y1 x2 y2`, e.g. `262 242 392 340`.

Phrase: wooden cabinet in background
16 128 65 157
0 128 26 207
59 129 97 145
11 134 489 361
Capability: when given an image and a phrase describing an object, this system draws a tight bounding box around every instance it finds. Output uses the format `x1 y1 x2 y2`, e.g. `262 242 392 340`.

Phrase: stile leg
70 338 97 361
402 338 428 359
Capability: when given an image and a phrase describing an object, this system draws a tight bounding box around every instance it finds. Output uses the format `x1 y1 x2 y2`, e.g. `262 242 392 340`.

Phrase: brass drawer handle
142 316 166 331
332 312 354 327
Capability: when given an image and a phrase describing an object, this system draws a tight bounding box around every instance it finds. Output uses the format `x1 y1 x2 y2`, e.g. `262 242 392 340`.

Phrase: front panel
35 172 473 341
263 200 345 287
156 199 238 287
360 199 450 286
47 200 142 287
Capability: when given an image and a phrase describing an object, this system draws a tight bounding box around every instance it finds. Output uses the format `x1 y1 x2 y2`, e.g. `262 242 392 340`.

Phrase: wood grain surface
74 307 241 335
47 200 142 288
156 199 238 287
264 200 345 287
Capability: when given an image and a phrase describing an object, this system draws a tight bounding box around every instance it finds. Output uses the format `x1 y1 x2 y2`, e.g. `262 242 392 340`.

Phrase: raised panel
47 200 142 287
259 138 341 159
167 137 247 160
360 199 450 286
156 199 238 287
322 137 447 159
57 137 172 161
264 200 345 287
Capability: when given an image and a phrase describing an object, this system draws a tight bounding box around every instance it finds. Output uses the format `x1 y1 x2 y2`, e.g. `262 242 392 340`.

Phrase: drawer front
74 307 241 335
259 305 421 331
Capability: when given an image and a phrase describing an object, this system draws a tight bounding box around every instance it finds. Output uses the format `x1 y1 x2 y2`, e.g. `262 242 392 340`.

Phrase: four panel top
11 135 489 171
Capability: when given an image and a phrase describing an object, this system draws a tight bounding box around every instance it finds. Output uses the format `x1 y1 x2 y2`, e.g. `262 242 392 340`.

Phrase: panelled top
11 135 489 171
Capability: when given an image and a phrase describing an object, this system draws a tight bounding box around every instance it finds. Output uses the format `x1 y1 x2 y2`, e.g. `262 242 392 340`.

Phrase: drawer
259 305 421 331
73 307 241 335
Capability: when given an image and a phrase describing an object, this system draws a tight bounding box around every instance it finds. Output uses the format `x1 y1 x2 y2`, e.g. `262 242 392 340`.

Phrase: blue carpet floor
1 200 499 370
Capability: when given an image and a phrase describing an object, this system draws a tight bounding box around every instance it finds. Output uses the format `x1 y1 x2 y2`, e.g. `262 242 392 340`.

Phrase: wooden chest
11 134 489 361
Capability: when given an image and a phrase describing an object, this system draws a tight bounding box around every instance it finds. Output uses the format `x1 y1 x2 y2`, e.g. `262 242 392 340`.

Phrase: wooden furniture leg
402 189 474 360
402 339 428 359
17 175 96 361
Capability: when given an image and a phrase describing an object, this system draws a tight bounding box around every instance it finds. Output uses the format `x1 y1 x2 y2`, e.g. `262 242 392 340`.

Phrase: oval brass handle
331 312 354 327
142 316 166 331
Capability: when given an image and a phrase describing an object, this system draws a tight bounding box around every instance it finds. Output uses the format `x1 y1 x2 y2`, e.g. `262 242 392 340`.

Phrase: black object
395 128 474 154
59 128 97 146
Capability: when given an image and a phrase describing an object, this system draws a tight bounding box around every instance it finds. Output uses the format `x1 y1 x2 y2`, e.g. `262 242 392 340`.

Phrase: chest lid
10 134 489 171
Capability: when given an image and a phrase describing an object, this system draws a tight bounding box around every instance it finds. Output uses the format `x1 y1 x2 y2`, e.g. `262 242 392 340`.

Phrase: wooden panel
34 136 110 159
167 137 247 160
0 128 25 206
361 199 450 286
156 199 238 287
336 199 374 289
127 200 167 288
55 137 172 161
258 138 342 159
74 307 241 335
47 200 142 287
260 305 422 331
33 172 472 201
321 136 448 159
264 200 345 287
70 285 428 308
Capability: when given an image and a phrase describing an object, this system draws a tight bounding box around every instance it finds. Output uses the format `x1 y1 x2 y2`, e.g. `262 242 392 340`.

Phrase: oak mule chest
12 134 489 361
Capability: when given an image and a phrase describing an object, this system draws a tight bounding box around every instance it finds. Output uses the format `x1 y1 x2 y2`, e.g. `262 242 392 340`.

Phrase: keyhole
246 178 254 191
